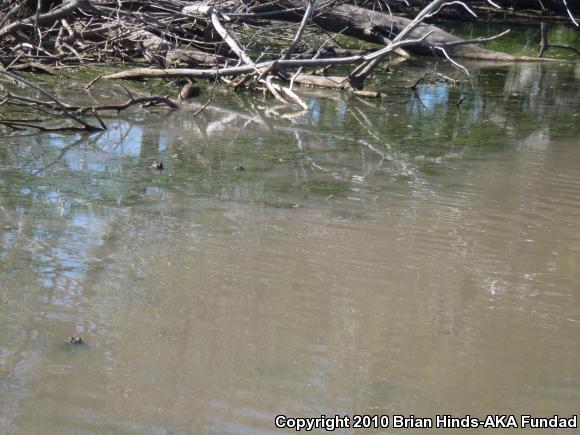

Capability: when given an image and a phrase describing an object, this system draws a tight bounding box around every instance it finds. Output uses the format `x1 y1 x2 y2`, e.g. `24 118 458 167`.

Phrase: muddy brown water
0 60 579 434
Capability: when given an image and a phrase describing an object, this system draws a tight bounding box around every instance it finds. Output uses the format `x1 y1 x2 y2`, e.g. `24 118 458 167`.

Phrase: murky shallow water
1 60 579 434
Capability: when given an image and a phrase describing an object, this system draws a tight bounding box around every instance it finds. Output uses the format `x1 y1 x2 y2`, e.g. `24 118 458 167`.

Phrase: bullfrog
66 336 83 345
150 160 164 170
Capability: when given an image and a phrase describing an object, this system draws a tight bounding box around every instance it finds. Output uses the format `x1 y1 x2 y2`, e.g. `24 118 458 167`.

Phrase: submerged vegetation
0 0 578 211
1 60 577 213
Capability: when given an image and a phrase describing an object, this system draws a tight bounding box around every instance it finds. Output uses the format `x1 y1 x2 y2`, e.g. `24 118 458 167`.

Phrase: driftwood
231 1 538 60
99 0 560 101
0 0 574 115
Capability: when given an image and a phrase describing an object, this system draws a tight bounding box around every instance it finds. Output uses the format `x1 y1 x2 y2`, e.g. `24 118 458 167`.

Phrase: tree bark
243 1 553 60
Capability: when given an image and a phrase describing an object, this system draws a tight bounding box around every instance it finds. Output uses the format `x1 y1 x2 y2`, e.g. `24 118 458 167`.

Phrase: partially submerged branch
0 0 568 114
0 70 177 132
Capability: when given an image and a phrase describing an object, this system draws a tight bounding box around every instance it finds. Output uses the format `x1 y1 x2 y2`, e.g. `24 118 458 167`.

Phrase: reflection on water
1 61 579 434
449 22 580 60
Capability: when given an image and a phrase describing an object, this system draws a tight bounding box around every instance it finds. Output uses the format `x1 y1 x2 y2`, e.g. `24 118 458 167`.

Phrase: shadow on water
0 57 580 433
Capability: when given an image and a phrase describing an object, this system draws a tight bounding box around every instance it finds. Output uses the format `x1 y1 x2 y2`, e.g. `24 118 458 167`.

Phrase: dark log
244 1 553 60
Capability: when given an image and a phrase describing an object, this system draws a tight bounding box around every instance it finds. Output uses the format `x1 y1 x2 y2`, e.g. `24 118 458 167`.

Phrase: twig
85 74 103 89
280 0 316 60
192 79 217 117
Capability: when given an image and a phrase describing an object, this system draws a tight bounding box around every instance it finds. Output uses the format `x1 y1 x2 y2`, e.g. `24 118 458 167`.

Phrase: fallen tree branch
280 0 316 60
101 34 436 81
0 67 102 130
0 70 178 132
0 0 87 38
0 0 566 112
4 93 178 113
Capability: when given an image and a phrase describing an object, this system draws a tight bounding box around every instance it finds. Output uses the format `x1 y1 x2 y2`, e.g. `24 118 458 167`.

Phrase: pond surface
1 58 579 434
